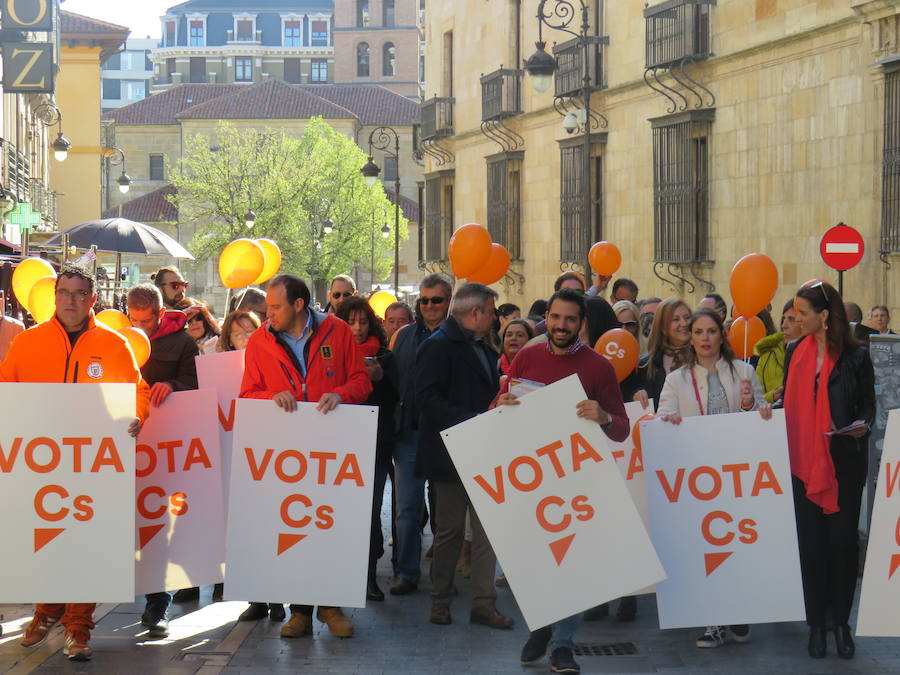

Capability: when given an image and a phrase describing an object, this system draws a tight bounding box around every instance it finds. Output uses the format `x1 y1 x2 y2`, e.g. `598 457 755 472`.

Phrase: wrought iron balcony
420 97 454 141
645 0 714 69
552 36 607 99
480 68 522 122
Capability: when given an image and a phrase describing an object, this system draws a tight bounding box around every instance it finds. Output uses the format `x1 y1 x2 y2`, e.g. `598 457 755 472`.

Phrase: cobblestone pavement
3 527 900 674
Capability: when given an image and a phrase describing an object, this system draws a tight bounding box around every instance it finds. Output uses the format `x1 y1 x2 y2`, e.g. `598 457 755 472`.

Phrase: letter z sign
3 43 54 94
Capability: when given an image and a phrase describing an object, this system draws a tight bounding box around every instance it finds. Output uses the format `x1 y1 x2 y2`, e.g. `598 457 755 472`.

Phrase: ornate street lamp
361 126 401 292
244 208 256 229
34 103 71 162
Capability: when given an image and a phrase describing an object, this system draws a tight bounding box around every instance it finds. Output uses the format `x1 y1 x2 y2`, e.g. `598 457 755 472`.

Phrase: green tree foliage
169 119 406 286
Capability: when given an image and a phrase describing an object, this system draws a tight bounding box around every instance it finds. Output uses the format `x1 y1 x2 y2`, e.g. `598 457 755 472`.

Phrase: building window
235 57 252 82
645 0 712 69
284 58 301 84
311 59 328 83
106 52 121 71
882 68 900 252
651 114 712 263
236 18 254 41
165 20 176 46
102 79 121 100
166 58 176 83
311 20 328 47
357 0 369 27
383 0 395 27
487 154 522 260
559 143 602 264
189 21 204 46
424 171 454 262
189 57 206 83
284 21 301 46
149 155 165 181
122 80 146 101
383 42 396 77
384 155 398 182
357 42 370 77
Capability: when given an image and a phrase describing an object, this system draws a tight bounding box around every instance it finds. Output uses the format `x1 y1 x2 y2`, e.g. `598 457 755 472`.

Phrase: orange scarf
357 334 381 358
785 335 839 514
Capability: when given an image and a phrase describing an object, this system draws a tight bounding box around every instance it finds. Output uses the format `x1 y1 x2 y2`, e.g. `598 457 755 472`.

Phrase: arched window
357 42 370 77
382 42 396 77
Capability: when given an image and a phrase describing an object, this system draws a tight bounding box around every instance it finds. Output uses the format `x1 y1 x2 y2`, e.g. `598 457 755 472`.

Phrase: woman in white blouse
657 307 772 649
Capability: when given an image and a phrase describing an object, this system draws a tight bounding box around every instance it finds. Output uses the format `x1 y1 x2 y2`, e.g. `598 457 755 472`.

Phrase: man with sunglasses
152 266 189 309
326 274 357 314
388 273 453 596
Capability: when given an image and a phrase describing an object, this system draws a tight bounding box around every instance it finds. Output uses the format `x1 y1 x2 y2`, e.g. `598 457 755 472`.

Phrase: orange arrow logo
139 524 167 549
704 551 733 576
277 533 307 556
34 528 65 552
548 533 576 566
889 554 900 580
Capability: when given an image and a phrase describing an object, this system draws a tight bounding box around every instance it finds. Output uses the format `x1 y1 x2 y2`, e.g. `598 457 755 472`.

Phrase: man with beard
152 266 189 309
495 287 629 674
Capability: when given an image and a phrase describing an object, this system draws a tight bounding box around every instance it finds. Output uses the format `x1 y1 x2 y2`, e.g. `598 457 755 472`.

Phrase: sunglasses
332 291 353 299
807 281 830 308
419 296 447 306
166 281 188 290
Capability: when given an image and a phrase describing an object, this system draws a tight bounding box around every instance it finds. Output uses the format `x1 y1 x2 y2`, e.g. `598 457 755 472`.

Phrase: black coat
414 315 500 482
367 346 398 464
142 329 199 391
584 296 620 345
622 350 667 408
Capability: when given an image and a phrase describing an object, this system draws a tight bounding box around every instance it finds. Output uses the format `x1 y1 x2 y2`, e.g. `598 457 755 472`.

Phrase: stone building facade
420 0 900 319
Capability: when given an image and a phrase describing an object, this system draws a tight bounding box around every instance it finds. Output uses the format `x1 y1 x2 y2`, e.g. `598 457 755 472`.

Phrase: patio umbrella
44 217 194 259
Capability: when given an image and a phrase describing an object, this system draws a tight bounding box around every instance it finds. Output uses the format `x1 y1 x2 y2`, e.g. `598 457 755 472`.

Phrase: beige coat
657 358 766 418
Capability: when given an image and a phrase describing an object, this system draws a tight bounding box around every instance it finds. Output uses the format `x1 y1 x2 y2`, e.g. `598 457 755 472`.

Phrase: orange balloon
632 413 656 452
728 315 766 360
120 326 151 368
252 239 282 285
13 257 55 312
27 276 57 323
369 290 398 319
588 241 622 276
730 253 778 318
448 224 492 278
468 244 510 285
96 309 131 331
219 239 265 289
594 328 639 383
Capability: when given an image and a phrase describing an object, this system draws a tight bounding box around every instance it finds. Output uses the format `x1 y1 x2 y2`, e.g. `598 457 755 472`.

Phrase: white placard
0 383 136 602
857 408 900 636
135 389 226 595
196 350 244 502
642 410 805 628
608 400 656 595
441 375 665 630
225 399 377 607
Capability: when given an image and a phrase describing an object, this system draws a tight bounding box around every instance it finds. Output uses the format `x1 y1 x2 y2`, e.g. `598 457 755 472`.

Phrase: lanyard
690 367 705 416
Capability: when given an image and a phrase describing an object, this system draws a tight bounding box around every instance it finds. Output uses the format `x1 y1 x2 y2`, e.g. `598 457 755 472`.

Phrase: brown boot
430 602 452 625
316 607 353 638
470 605 514 629
455 540 472 579
280 612 312 638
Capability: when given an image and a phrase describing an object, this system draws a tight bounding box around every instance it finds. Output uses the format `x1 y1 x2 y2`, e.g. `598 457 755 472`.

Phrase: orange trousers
35 603 95 631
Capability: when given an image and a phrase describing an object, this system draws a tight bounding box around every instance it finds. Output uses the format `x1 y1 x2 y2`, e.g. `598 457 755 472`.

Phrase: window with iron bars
645 0 713 69
486 153 522 260
651 113 712 263
5 143 30 203
423 171 454 262
559 141 603 264
882 67 900 253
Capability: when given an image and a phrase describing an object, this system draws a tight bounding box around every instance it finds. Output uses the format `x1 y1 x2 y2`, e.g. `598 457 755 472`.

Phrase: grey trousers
431 479 497 609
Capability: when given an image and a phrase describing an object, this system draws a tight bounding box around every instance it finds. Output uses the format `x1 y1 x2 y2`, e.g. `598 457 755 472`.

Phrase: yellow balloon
13 257 55 312
27 276 57 323
369 290 398 319
218 239 265 289
120 326 151 368
252 239 282 285
96 309 131 331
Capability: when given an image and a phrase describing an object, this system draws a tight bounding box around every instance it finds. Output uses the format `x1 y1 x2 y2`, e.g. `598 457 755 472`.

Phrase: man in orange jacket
0 263 149 662
241 274 371 639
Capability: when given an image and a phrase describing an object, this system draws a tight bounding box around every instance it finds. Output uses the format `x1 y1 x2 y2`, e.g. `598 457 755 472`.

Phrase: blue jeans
551 612 582 650
392 430 425 582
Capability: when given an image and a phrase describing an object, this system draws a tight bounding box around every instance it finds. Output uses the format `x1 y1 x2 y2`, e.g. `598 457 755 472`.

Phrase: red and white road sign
820 224 864 271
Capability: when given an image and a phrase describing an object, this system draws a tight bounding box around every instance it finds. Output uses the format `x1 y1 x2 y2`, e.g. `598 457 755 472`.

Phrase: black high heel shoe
834 624 855 659
808 627 826 658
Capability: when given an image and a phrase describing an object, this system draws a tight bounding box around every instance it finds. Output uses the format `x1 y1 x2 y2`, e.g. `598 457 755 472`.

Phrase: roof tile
102 185 178 223
103 84 241 125
60 10 129 34
176 79 356 120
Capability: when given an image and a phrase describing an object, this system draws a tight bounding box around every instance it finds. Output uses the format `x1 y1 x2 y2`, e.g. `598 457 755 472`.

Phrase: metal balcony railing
420 97 454 141
645 0 714 69
553 37 606 99
480 68 522 122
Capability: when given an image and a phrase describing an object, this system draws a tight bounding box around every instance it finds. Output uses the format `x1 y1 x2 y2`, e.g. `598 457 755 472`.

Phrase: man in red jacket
240 274 371 639
496 287 628 675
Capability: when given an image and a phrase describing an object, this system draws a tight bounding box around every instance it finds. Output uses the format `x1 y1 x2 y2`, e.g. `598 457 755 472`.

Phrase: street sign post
820 222 864 296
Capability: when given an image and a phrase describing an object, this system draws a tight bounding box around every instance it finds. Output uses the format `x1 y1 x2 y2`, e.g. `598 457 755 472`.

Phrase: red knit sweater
499 342 630 442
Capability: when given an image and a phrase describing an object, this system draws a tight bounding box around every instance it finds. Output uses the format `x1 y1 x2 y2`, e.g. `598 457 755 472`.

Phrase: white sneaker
696 625 727 648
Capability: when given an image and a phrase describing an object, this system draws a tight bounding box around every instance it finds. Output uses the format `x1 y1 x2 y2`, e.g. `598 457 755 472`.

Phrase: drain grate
574 642 638 656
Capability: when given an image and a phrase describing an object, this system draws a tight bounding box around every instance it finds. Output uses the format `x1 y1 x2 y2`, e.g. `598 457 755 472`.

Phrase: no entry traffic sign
820 223 864 272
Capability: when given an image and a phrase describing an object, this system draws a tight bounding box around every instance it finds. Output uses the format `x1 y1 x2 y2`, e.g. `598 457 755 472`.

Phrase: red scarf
357 334 381 358
499 352 512 376
784 335 839 514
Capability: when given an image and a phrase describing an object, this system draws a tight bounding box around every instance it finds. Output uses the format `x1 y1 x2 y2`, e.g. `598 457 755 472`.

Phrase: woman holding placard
657 308 772 649
782 282 874 660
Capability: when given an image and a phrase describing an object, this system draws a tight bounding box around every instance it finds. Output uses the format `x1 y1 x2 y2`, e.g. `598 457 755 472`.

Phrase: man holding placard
0 264 149 662
495 288 629 674
241 274 371 639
